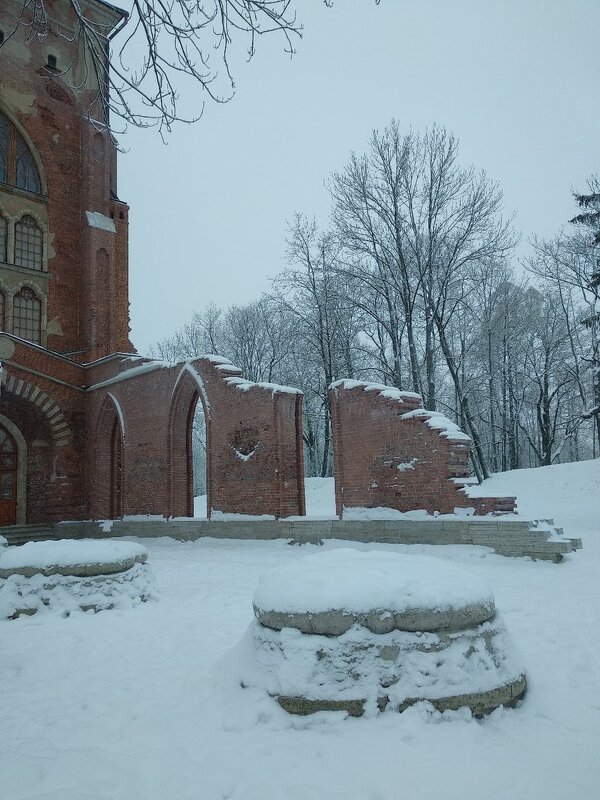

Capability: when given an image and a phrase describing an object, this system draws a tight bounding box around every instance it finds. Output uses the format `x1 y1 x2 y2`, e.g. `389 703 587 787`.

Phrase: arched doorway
0 424 18 525
110 416 123 519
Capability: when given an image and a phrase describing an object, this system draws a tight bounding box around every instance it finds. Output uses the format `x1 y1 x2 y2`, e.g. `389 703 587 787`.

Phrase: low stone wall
45 517 583 562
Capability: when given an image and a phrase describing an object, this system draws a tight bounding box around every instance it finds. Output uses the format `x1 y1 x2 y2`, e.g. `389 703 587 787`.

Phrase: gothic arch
0 103 48 195
0 413 27 524
0 371 71 446
168 364 210 518
92 392 125 519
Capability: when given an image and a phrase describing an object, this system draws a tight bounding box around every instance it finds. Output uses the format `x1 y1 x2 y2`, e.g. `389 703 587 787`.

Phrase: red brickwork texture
0 0 134 360
86 357 305 520
329 381 516 517
0 340 86 523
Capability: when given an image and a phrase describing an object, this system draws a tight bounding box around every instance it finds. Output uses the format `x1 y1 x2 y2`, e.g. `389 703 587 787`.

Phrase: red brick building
0 0 305 526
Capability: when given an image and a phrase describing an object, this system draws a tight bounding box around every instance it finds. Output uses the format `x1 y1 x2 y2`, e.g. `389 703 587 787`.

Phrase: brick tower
0 0 305 531
0 0 134 524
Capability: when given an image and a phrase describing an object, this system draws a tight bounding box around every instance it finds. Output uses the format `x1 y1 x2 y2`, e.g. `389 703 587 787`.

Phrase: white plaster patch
85 211 116 233
397 458 418 472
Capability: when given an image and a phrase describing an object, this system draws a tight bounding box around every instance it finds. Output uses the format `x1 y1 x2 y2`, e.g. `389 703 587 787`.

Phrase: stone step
45 516 583 563
0 525 56 546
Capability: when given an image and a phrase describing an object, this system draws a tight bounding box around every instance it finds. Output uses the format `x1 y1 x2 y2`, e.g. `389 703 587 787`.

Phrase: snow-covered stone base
0 540 157 618
239 616 526 717
0 561 157 619
239 548 527 717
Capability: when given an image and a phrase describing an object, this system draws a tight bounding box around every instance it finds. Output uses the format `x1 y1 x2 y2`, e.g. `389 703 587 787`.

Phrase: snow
2 460 599 799
204 354 243 372
0 561 156 619
193 476 336 519
107 391 125 437
0 539 147 570
253 549 493 615
330 379 422 403
464 458 600 533
87 360 170 391
237 616 524 710
224 376 303 395
401 408 472 442
194 493 207 517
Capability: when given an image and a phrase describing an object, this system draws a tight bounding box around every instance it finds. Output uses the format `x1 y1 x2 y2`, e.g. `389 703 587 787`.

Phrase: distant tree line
154 122 600 488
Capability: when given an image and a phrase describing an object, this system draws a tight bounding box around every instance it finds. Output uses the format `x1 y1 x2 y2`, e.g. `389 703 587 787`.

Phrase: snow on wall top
329 379 423 404
224 376 302 396
201 355 244 375
201 355 301 394
87 360 172 391
401 408 471 442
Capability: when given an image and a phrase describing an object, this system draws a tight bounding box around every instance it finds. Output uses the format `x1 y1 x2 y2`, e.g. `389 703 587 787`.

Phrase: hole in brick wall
230 425 259 457
119 211 124 219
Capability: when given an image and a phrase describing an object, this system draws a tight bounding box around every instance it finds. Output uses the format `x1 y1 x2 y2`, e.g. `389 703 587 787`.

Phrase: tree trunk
436 321 491 480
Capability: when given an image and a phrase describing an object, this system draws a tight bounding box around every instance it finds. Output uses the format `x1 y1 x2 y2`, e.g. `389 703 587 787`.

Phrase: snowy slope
1 460 599 800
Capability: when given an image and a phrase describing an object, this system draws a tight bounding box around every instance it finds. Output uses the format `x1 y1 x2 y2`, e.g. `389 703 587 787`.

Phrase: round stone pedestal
244 548 526 716
0 539 155 618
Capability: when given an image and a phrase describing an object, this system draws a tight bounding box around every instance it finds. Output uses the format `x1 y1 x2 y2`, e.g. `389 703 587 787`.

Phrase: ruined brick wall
86 356 305 520
329 380 516 516
0 0 133 360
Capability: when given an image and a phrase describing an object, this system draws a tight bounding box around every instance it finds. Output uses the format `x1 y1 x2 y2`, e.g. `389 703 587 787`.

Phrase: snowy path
1 460 599 800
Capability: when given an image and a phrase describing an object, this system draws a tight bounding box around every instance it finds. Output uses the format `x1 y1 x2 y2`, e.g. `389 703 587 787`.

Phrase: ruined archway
191 398 207 516
91 393 124 520
167 358 304 519
168 364 210 518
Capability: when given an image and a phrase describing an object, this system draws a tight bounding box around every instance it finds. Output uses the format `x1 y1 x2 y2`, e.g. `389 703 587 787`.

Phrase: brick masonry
0 1 515 528
329 380 516 517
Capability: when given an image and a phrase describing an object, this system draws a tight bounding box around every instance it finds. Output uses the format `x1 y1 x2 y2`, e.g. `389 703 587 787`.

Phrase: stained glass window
0 110 41 194
13 286 41 343
16 132 41 193
15 215 43 270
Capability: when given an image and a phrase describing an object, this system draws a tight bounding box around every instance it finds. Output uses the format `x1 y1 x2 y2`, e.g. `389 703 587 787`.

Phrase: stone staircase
0 517 583 562
0 524 57 546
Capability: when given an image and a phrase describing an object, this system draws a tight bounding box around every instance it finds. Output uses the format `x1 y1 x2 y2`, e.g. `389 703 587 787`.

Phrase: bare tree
2 0 301 134
528 229 600 449
330 122 516 479
276 215 364 476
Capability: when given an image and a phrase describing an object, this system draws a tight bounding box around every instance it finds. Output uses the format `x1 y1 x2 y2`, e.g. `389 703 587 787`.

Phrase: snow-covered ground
2 460 599 799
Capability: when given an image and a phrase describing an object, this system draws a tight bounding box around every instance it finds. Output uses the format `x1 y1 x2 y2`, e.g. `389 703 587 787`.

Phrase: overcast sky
117 0 600 354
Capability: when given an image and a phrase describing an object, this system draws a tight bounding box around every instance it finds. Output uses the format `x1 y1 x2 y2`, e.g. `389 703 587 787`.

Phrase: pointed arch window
0 214 6 262
15 215 43 270
0 110 41 194
13 286 41 343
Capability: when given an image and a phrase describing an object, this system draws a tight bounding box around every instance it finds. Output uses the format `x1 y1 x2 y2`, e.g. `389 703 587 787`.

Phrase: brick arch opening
0 103 48 195
0 413 27 525
92 392 124 519
0 371 71 447
168 365 209 518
